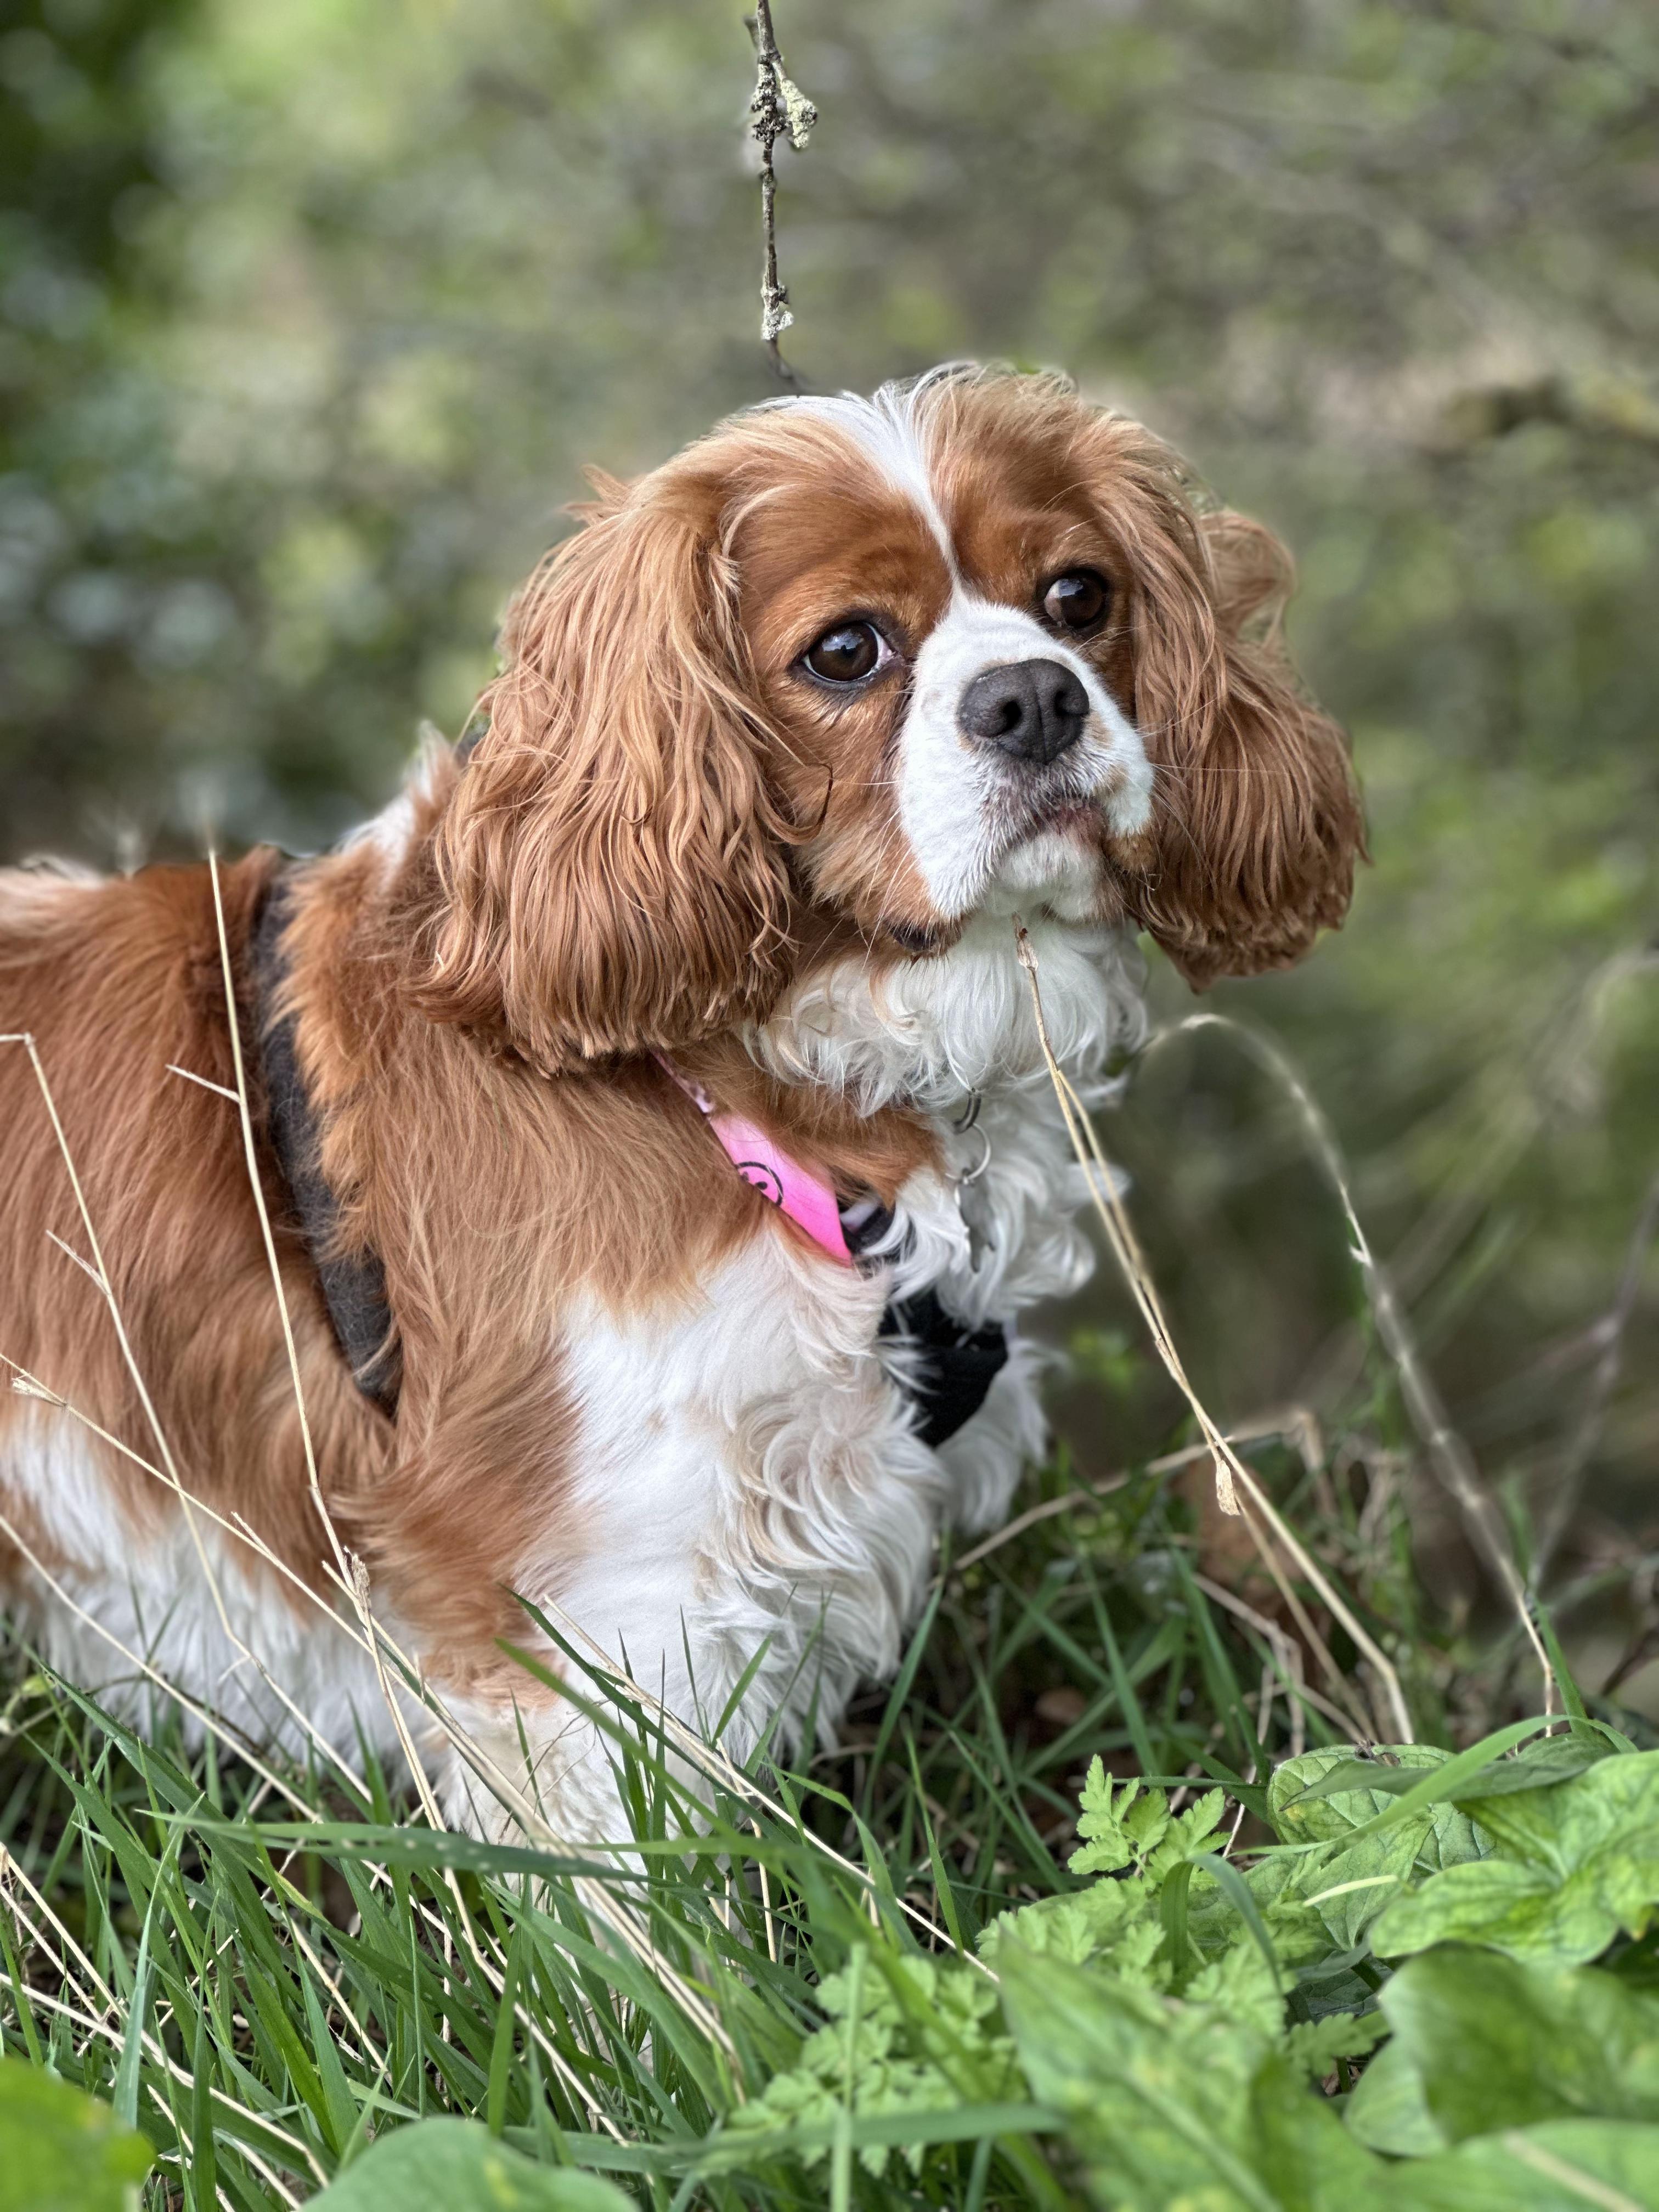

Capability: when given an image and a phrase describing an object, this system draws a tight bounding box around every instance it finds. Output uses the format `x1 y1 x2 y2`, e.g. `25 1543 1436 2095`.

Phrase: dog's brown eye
803 620 884 685
1041 569 1110 635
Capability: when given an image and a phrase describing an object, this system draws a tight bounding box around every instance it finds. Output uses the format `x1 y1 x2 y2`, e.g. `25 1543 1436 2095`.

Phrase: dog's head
410 366 1363 1068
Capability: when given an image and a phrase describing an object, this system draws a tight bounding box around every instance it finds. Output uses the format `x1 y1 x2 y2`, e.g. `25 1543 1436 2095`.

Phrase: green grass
0 1400 1551 2212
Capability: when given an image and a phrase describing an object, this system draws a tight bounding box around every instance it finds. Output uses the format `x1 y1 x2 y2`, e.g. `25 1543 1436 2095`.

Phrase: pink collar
656 1054 851 1267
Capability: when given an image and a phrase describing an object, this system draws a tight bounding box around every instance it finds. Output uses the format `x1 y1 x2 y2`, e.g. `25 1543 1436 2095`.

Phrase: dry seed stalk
1012 921 1413 1745
1154 1009 1556 1713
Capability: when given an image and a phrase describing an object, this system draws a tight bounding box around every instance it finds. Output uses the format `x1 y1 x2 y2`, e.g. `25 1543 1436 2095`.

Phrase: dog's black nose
958 659 1089 767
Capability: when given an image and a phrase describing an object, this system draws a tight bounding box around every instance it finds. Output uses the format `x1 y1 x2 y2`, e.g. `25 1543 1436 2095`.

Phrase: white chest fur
469 915 1146 1832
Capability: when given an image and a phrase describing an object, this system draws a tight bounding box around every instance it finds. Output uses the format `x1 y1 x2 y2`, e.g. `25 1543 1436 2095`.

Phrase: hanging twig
747 1 814 377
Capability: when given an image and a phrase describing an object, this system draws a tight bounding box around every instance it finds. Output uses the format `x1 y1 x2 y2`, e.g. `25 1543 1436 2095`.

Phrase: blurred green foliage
1 0 1656 1652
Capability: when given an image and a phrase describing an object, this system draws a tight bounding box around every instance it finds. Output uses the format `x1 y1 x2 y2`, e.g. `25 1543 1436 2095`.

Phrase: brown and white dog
0 366 1360 1833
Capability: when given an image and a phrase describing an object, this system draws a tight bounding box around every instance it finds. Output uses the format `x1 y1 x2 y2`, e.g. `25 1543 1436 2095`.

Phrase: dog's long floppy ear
1110 442 1364 990
408 475 795 1068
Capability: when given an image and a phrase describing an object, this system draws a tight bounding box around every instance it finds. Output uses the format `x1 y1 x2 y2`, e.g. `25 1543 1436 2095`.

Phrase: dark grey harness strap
252 873 401 1417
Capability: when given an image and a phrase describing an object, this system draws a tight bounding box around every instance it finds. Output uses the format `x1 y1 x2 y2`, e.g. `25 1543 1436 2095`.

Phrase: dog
0 366 1360 1835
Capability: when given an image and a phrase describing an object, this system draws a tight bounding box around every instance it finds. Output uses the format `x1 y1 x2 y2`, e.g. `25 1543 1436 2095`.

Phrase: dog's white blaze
773 379 958 568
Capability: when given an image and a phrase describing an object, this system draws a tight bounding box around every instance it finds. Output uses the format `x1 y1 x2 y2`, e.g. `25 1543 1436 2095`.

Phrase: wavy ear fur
1108 433 1364 989
408 478 794 1068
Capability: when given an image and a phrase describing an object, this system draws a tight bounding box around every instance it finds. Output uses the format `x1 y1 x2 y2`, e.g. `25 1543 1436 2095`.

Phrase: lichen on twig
747 0 815 374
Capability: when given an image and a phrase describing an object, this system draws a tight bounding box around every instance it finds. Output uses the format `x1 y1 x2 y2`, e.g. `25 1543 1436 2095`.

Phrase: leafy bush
738 1731 1659 2207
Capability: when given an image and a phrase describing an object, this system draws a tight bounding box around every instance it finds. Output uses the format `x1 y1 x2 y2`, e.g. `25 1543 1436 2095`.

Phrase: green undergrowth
2 1438 1656 2210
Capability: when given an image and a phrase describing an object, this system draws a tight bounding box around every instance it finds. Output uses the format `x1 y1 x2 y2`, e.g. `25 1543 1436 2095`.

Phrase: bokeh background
3 1 1656 1696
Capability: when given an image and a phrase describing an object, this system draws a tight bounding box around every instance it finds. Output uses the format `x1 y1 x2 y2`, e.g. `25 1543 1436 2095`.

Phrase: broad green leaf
1271 1745 1456 1833
1270 1745 1487 1870
1343 2035 1448 2155
1436 1743 1611 1805
1282 1723 1553 1849
1243 2052 1394 2210
0 2059 153 2212
1259 1822 1432 1955
1459 1748 1659 1876
1375 1751 1659 1964
1286 1741 1607 1815
1385 2121 1659 2210
1370 1949 1659 2143
997 1940 1385 2210
1372 1858 1598 1961
308 2120 635 2211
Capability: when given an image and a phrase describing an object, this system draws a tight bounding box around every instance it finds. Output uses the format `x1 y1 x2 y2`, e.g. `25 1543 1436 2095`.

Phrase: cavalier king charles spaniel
0 366 1361 1835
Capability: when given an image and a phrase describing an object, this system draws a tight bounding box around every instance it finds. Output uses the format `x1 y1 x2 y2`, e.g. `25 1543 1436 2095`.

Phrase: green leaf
1188 1850 1288 1993
1186 1940 1286 2041
1244 2051 1394 2210
695 2101 1063 2175
1343 2036 1450 2156
1372 1858 1590 1961
1458 1747 1659 1869
997 1940 1389 2210
1369 1949 1659 2143
1273 1745 1457 1829
1441 1745 1612 1805
1282 1723 1554 1850
725 1953 1020 2179
1269 1744 1487 1869
997 1938 1274 2209
1068 1760 1164 1877
1374 1750 1659 1965
0 2059 154 2212
1152 1789 1228 1880
1262 1822 1432 1956
1385 2121 1659 2210
308 2119 635 2210
981 1870 1167 1977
